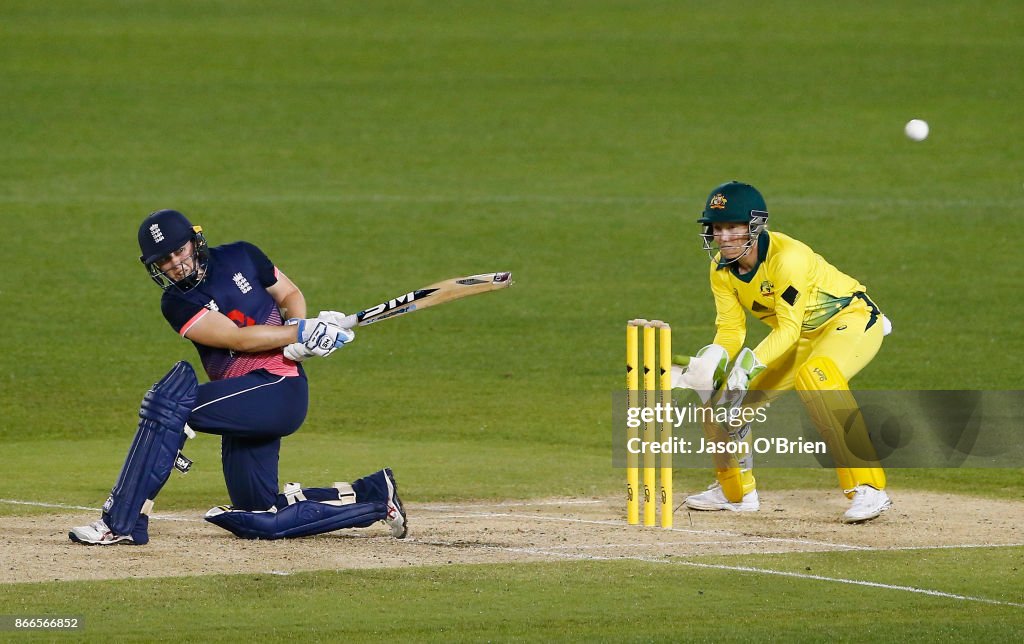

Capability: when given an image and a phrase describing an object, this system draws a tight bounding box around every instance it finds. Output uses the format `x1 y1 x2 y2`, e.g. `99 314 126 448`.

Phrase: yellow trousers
720 296 887 500
751 295 883 394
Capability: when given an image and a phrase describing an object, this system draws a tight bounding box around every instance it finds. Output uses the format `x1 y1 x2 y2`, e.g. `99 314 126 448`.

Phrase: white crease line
435 511 728 533
433 511 869 551
1 499 99 512
0 499 201 522
430 508 1024 553
753 535 871 551
676 560 1024 608
881 542 1024 552
539 540 796 550
420 499 605 510
412 539 1024 608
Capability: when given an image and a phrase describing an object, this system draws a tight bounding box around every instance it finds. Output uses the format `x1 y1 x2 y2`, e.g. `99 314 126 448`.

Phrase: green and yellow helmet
698 181 769 264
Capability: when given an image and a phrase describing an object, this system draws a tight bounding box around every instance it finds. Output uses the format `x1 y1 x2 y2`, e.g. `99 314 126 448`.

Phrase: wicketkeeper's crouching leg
796 356 891 523
204 468 408 539
69 361 198 545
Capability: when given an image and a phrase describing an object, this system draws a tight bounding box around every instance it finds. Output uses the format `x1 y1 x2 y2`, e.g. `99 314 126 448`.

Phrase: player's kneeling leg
206 469 408 539
204 499 386 539
84 362 197 544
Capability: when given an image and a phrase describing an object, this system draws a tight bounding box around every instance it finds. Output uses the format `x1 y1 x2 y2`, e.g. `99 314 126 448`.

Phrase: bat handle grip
338 313 359 329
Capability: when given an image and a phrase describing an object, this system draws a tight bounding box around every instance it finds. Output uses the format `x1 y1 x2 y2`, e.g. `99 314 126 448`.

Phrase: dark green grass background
2 1 1022 638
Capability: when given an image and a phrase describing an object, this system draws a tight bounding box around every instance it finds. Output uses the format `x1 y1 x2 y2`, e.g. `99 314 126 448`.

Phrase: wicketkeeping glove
670 344 729 404
720 347 765 408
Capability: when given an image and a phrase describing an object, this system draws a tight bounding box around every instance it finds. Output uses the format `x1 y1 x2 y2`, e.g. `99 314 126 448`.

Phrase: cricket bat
338 272 513 328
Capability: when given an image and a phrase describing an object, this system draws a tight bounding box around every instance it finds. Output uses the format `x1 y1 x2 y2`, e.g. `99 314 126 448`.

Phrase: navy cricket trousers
187 369 309 511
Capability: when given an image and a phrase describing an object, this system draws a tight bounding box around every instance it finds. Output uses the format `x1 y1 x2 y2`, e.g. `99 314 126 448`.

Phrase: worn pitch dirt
3 490 1023 584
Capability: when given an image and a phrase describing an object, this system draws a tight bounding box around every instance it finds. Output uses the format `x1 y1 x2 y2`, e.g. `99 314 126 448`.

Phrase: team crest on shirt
759 280 775 297
709 193 728 210
232 273 252 294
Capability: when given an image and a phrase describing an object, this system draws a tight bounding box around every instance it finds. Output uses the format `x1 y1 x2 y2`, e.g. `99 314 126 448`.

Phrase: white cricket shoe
68 519 135 546
383 468 408 539
843 485 892 523
684 481 760 512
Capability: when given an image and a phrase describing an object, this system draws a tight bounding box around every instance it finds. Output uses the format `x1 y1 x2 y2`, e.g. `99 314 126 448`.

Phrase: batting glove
283 342 315 362
317 310 360 329
316 310 348 328
287 318 356 359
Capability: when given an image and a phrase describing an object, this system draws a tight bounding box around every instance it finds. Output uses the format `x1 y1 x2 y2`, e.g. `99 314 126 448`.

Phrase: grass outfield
1 0 1022 639
2 549 1022 641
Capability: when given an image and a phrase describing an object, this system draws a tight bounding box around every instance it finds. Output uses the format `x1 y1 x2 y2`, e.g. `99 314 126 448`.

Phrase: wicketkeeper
70 209 407 544
674 181 892 523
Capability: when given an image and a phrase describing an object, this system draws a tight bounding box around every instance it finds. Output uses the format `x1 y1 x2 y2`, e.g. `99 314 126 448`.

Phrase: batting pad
204 499 387 539
103 361 198 540
795 357 885 495
277 483 356 507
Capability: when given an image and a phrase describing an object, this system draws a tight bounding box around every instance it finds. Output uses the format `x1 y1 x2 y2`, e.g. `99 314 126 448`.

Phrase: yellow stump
626 318 673 529
657 322 673 529
625 322 640 525
642 324 656 527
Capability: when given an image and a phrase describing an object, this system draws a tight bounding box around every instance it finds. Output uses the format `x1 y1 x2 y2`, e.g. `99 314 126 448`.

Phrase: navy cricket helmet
137 209 209 290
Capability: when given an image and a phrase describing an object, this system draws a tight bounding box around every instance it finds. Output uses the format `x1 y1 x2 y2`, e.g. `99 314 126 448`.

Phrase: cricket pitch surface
4 490 1023 584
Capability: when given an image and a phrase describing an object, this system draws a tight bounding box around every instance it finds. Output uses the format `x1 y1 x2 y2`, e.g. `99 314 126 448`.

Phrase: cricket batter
70 209 407 544
675 181 892 523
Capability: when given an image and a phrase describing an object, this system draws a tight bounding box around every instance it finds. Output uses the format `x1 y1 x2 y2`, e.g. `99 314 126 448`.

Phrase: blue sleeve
238 242 278 289
161 291 206 335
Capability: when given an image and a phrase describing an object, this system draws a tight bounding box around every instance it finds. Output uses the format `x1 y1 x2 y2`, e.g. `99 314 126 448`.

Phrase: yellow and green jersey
709 230 867 366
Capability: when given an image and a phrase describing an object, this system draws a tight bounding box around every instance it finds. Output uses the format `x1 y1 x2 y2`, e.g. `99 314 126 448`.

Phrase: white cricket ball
904 119 929 141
